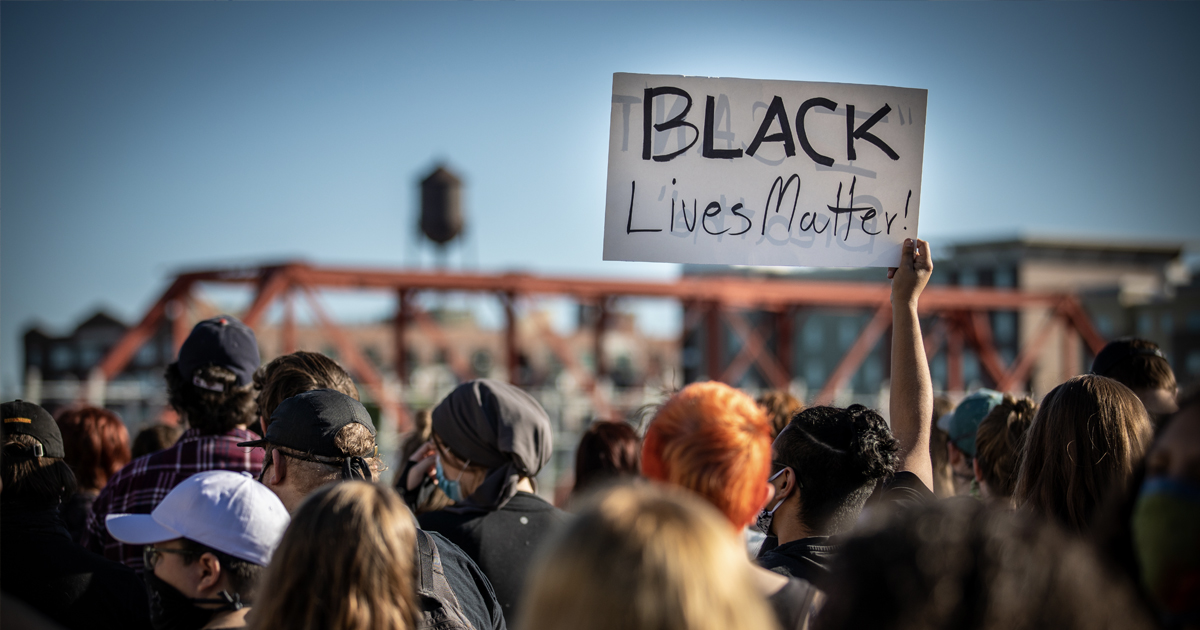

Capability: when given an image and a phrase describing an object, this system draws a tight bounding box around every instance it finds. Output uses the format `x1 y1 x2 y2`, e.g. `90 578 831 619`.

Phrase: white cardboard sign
603 73 927 268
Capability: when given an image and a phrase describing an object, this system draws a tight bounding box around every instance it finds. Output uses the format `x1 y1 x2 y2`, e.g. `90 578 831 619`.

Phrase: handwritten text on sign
603 73 927 268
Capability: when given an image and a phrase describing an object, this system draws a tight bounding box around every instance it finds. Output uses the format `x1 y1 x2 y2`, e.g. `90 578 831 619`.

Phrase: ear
269 450 287 485
777 468 797 500
972 457 983 484
196 552 222 594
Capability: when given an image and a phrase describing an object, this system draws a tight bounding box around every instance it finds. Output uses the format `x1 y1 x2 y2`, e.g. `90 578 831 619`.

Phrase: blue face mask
435 456 470 503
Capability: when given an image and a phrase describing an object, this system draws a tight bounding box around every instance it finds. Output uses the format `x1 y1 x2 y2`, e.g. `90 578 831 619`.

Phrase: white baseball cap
106 470 290 566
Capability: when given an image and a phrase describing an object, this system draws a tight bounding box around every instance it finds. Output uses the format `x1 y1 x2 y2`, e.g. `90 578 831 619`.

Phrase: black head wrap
431 379 553 513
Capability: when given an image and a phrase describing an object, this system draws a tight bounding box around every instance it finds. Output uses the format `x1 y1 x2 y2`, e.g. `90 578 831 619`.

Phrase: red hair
642 382 773 529
56 406 131 491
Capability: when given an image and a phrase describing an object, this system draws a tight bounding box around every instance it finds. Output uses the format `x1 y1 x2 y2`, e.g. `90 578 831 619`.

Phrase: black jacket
1 505 152 630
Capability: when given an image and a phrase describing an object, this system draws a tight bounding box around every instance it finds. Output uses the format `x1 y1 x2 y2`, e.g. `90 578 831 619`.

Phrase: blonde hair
520 483 779 630
250 482 418 630
1015 375 1152 533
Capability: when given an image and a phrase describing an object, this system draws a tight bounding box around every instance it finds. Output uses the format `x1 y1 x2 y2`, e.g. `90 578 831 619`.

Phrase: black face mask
144 571 242 630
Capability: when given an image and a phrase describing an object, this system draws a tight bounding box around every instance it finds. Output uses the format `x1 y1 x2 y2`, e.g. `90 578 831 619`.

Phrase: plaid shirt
82 427 264 571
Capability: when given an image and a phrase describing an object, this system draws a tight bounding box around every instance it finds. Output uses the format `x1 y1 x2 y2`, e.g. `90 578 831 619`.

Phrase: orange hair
642 382 772 529
56 406 131 491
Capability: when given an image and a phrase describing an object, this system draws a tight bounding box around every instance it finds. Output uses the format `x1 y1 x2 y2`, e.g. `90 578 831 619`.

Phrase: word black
642 86 899 166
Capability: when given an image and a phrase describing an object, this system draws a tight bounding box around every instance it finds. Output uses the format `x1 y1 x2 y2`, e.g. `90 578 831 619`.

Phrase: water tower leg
395 289 410 386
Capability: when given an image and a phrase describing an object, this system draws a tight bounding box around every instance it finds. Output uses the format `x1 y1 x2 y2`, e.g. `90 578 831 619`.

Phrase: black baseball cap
2 400 65 458
176 315 260 388
238 389 375 457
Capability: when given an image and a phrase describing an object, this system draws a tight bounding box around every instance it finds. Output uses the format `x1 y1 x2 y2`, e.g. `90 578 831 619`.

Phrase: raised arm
888 238 934 489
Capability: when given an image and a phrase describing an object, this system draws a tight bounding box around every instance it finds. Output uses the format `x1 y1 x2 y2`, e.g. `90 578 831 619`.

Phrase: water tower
414 164 474 269
420 165 464 247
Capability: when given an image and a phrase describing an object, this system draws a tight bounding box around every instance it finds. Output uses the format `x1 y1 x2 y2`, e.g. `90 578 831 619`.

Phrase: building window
993 312 1017 345
803 319 824 352
860 356 882 393
1188 351 1200 379
963 350 981 387
805 362 826 389
994 267 1015 288
1137 312 1153 337
959 268 978 287
1188 311 1200 333
79 343 104 370
51 345 75 371
135 343 157 367
838 318 859 350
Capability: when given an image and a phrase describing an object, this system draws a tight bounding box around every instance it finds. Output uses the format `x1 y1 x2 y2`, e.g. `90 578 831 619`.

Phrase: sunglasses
143 545 198 570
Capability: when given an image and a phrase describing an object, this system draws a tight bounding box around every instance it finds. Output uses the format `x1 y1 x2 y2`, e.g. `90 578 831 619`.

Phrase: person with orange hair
57 406 132 544
642 381 821 630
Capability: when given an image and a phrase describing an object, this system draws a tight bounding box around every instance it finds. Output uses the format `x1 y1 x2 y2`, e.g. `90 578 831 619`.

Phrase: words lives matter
624 85 912 243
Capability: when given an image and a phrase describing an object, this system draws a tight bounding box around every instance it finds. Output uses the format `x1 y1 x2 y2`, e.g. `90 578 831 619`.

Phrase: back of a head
165 363 259 434
251 482 418 630
1091 338 1176 394
521 483 778 630
131 423 184 459
254 351 359 428
641 382 772 529
573 420 640 494
775 405 899 535
815 499 1153 630
55 406 131 491
756 389 803 439
246 388 382 493
974 395 1036 500
166 315 261 434
2 434 78 509
3 400 77 509
1015 375 1152 533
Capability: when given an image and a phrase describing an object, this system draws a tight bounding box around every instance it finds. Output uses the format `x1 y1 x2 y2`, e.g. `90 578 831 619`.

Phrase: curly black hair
165 362 259 435
774 404 899 536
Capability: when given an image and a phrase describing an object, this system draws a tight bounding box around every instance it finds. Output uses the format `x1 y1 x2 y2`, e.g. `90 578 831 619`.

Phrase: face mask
1131 476 1200 626
144 570 242 630
755 468 789 535
435 456 470 503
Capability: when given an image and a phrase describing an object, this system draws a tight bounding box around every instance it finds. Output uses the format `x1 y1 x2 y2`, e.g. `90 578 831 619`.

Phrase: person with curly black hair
757 238 935 591
755 404 899 590
83 316 265 571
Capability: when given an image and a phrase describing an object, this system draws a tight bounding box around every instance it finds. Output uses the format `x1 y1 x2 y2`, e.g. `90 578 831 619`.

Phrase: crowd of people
3 237 1198 630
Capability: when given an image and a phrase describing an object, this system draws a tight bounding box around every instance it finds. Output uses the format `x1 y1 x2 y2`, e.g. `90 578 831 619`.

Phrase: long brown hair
250 482 418 630
56 406 131 491
1014 375 1151 533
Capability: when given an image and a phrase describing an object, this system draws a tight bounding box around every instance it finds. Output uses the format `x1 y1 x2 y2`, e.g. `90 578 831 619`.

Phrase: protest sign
603 73 927 268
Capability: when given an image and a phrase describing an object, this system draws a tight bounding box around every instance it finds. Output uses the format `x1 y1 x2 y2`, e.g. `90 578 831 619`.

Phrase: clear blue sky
3 2 1198 395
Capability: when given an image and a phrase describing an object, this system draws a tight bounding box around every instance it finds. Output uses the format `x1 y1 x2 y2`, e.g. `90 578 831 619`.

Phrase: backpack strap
415 530 477 630
417 529 437 596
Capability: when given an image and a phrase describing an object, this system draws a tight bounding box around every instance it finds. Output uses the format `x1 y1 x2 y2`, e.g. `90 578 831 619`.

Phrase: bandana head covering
431 379 553 513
